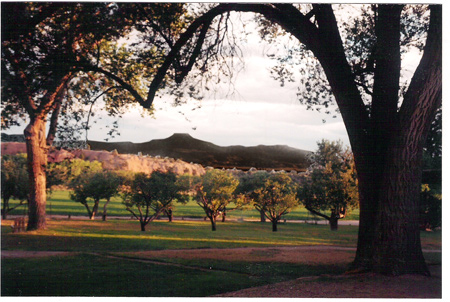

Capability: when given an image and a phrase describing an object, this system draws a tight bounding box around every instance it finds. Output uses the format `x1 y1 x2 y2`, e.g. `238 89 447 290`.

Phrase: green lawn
6 190 360 221
1 219 360 252
2 253 272 296
1 218 441 297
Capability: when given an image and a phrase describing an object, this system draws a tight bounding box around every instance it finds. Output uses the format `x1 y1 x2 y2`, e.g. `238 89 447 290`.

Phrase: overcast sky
92 49 350 151
4 4 442 153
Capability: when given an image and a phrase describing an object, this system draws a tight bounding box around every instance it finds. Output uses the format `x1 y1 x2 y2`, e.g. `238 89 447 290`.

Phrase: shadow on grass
1 253 347 296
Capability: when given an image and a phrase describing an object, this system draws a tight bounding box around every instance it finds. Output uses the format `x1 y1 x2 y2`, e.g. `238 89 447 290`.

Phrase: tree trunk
90 199 100 220
272 220 278 232
102 198 110 221
370 104 434 275
165 208 173 222
329 217 338 231
350 165 379 271
24 117 48 231
83 203 92 219
209 216 217 231
140 221 146 231
259 210 266 222
221 209 226 222
2 198 9 220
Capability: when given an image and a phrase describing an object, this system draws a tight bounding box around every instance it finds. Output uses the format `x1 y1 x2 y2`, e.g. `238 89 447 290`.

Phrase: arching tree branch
82 65 146 106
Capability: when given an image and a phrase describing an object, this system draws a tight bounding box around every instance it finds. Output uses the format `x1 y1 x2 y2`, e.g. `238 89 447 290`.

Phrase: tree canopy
298 140 359 230
252 173 299 232
121 171 186 231
195 169 239 231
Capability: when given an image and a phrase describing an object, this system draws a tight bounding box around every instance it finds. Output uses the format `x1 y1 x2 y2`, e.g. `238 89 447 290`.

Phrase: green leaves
1 154 29 203
252 173 299 221
298 140 358 220
195 169 239 217
69 170 121 204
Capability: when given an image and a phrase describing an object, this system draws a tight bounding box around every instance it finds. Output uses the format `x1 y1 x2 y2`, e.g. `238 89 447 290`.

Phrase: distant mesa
87 133 312 172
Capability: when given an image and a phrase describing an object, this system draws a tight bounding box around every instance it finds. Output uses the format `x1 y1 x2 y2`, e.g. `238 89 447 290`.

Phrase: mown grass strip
6 190 360 220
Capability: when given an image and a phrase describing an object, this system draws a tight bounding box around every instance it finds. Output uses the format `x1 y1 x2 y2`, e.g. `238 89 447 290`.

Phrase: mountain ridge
87 133 312 172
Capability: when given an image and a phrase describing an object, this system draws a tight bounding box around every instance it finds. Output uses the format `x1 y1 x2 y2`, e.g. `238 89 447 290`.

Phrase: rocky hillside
1 142 205 176
88 133 311 172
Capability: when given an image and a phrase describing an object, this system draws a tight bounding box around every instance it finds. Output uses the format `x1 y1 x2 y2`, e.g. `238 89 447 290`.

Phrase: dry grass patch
124 246 356 265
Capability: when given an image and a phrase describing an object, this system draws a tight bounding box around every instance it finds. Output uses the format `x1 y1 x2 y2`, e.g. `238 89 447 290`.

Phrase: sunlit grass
6 189 360 221
2 218 361 252
3 218 441 254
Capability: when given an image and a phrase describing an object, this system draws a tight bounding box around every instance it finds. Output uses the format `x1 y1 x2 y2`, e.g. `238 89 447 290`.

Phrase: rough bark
350 168 379 271
24 117 48 231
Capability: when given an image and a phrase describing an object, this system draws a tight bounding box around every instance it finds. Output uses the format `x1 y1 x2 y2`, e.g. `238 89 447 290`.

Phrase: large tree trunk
24 117 48 231
372 142 429 275
350 165 379 271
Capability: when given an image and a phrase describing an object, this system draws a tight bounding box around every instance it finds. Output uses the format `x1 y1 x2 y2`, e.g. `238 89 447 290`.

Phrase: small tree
235 171 271 222
252 173 298 232
195 170 239 231
298 140 359 230
160 174 195 222
69 170 121 220
1 154 29 219
122 171 185 231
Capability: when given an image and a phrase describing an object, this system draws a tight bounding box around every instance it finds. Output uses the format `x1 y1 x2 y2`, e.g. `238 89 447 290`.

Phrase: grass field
1 217 441 297
5 190 360 221
1 219 362 252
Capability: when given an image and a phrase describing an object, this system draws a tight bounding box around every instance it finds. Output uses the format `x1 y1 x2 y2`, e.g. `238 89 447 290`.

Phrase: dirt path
1 250 75 258
214 264 442 298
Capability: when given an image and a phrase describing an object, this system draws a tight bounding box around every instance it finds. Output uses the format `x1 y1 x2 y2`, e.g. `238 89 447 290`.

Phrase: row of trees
66 162 356 233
